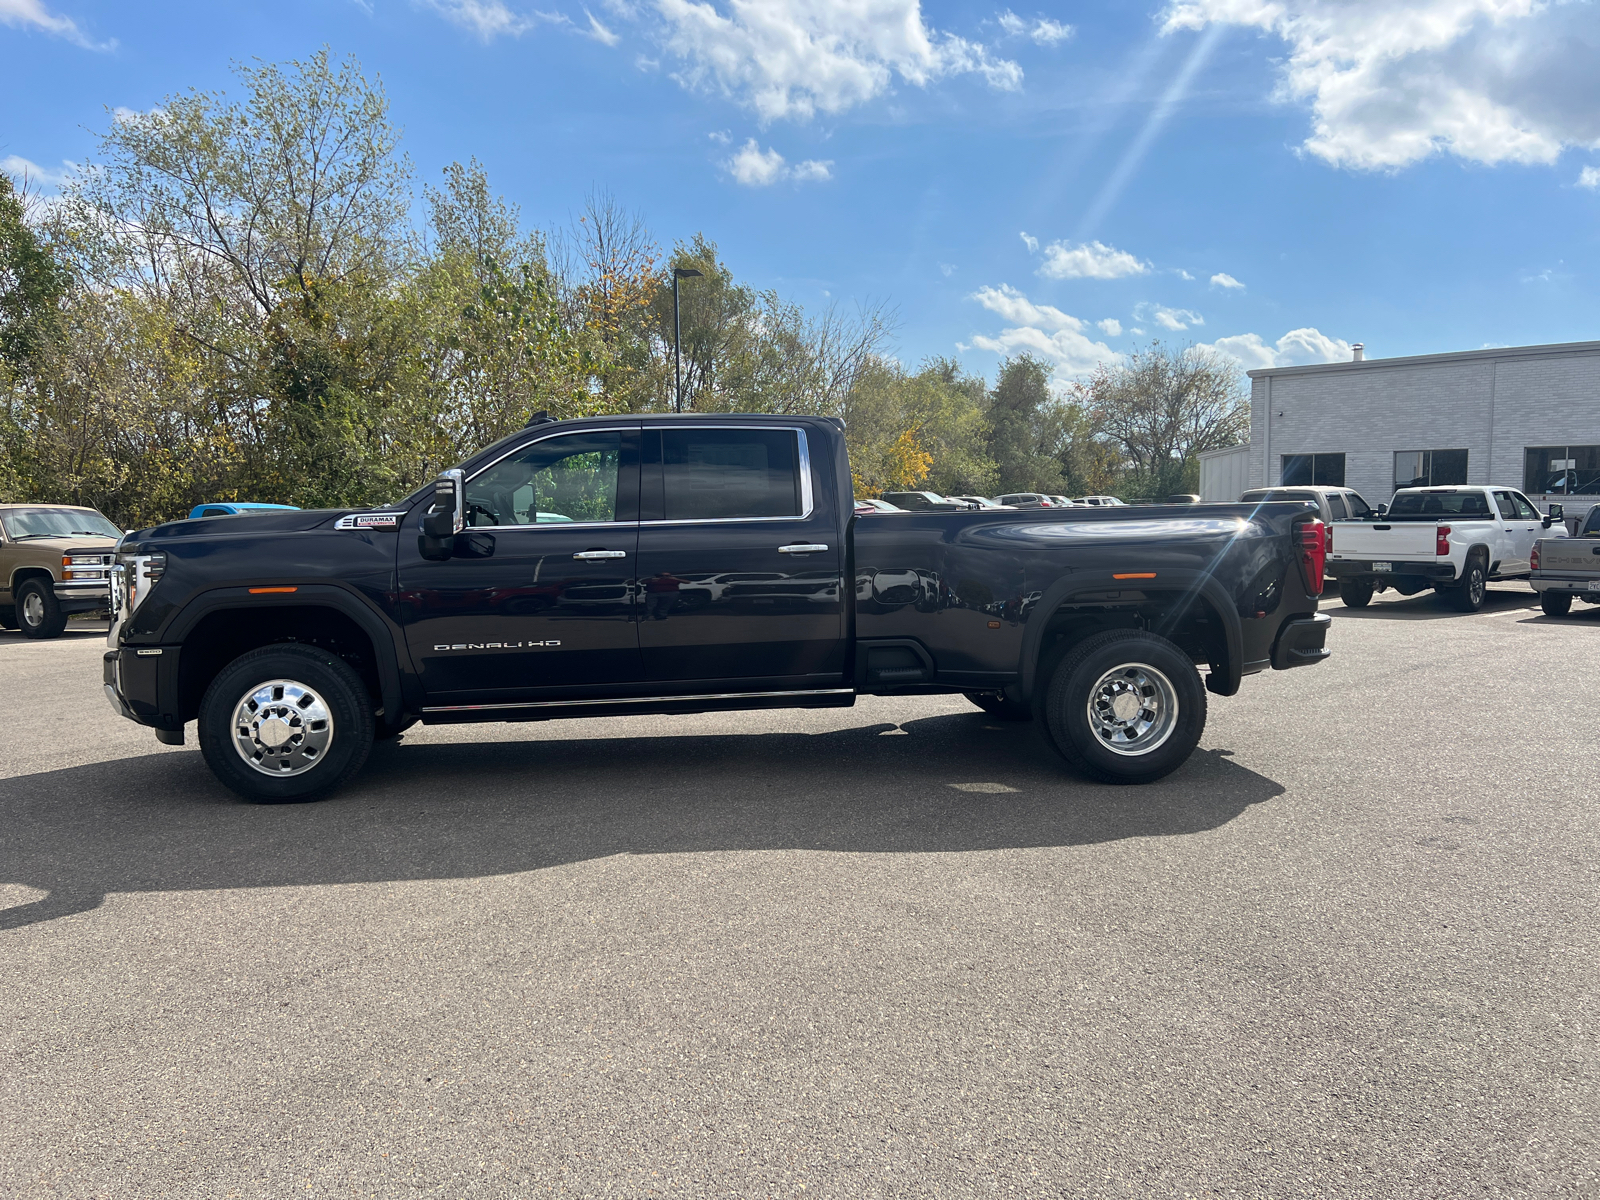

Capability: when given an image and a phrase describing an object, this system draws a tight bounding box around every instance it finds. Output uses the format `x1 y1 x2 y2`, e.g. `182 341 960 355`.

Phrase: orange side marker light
1112 573 1157 580
248 587 299 594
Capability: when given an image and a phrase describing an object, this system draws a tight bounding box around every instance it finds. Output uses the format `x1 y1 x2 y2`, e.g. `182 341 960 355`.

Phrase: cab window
1325 494 1348 520
661 428 803 521
1511 493 1540 520
465 431 624 526
1345 492 1373 518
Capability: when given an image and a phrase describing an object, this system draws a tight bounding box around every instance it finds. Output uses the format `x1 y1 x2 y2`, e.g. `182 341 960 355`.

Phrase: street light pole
672 267 702 413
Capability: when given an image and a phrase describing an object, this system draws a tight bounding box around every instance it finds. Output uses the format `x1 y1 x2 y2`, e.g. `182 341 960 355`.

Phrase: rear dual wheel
1035 629 1206 785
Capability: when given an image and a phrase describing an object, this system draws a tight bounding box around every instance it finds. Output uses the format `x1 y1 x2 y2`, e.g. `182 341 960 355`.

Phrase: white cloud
1203 327 1353 371
1175 268 1194 280
0 155 72 189
583 6 621 43
708 129 731 144
790 157 834 181
1210 272 1244 289
724 138 832 186
1162 0 1600 170
1033 238 1150 280
727 139 787 185
0 0 111 48
1137 302 1204 331
997 9 1073 45
1580 166 1600 190
653 0 1020 123
939 262 956 277
968 284 1120 374
1019 230 1039 252
424 0 535 38
1097 317 1123 336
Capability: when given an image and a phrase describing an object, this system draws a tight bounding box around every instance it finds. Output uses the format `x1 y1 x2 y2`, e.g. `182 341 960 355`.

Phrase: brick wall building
1245 339 1600 511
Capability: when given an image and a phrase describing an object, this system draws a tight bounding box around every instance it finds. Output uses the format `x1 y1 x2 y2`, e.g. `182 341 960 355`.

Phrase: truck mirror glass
1548 504 1563 520
419 468 466 560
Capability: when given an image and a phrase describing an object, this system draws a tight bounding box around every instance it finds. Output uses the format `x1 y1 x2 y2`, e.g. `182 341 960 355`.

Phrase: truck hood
6 534 120 554
132 507 398 541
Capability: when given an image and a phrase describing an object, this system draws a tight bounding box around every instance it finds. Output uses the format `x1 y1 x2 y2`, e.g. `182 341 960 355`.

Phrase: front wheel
15 579 66 638
1035 629 1207 785
964 690 1031 721
1338 577 1373 608
198 644 375 803
1541 591 1573 618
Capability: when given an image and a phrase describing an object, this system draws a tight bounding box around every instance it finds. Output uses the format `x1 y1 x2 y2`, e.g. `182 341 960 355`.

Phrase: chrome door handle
573 550 627 559
779 543 829 553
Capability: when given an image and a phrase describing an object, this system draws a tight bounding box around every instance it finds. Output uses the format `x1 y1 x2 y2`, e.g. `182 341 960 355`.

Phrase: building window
1394 449 1468 490
1280 453 1345 487
1523 445 1600 495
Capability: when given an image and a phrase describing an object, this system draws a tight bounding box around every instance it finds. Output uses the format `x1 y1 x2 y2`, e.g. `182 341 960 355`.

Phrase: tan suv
0 503 123 638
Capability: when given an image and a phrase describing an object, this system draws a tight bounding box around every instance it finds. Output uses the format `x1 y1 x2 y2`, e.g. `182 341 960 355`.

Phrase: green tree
986 354 1065 494
1076 342 1248 498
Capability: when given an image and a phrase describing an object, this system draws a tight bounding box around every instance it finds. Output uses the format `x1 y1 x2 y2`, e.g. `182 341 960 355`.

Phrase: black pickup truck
104 414 1331 802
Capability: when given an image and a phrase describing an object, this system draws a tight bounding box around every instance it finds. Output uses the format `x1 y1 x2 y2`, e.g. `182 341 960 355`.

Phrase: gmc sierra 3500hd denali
104 414 1332 802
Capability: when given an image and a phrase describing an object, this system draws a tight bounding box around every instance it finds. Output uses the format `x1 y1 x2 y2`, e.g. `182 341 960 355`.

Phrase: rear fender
1018 569 1244 702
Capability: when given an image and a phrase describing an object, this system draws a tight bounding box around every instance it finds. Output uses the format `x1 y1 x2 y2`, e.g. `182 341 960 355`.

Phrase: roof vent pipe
1351 343 1365 362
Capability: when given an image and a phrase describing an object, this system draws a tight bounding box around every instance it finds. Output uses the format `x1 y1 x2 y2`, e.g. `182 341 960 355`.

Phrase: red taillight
1436 525 1451 556
1531 544 1540 570
1298 520 1326 596
1326 525 1333 553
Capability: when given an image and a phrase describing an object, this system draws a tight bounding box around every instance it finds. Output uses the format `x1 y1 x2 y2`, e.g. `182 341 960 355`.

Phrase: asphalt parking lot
3 589 1598 1198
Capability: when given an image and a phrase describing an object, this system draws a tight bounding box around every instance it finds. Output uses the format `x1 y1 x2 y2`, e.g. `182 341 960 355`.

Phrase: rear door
1491 491 1526 573
635 423 846 688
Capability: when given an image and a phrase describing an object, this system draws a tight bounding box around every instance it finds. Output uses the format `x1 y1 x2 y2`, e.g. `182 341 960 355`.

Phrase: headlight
62 552 114 581
113 550 166 615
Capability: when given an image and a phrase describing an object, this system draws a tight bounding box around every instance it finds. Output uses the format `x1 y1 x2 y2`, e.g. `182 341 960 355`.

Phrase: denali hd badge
335 513 403 530
433 641 561 650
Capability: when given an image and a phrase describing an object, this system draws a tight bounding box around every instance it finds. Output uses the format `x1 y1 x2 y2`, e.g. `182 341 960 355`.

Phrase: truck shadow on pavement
0 713 1285 931
1325 589 1538 621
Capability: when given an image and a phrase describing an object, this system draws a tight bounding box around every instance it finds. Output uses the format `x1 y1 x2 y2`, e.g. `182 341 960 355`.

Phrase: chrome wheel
231 678 335 777
1466 568 1484 606
1085 662 1179 757
21 591 44 627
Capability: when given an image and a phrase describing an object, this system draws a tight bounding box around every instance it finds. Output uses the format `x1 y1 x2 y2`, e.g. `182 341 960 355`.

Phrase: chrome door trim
778 543 829 553
421 686 854 714
573 550 627 559
641 426 815 525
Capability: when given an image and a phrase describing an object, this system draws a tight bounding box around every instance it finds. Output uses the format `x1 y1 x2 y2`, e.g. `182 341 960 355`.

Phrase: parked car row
861 491 1136 513
1239 483 1594 618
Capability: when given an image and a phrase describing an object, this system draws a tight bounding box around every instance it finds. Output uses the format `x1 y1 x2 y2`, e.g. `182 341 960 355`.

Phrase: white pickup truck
1326 485 1563 612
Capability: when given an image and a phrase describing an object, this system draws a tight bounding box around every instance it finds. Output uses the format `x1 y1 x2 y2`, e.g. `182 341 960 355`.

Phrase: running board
420 688 856 724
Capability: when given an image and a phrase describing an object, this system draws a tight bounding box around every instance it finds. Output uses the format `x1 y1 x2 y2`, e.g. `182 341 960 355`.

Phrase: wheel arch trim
160 584 405 723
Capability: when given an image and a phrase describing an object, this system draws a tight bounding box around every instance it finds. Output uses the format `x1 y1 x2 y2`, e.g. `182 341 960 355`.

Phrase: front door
635 424 846 688
397 426 642 703
1508 491 1545 574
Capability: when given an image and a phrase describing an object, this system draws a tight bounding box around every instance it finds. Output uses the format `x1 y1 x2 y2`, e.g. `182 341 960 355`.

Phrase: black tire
15 578 66 639
1338 577 1373 608
1541 591 1573 618
1443 558 1487 612
1035 629 1207 785
197 644 375 803
964 690 1031 721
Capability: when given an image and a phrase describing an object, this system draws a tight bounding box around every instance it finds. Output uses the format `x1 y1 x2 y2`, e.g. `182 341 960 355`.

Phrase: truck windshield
1388 492 1491 518
2 508 123 539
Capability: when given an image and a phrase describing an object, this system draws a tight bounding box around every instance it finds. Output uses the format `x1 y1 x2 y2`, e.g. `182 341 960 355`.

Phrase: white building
1213 339 1600 510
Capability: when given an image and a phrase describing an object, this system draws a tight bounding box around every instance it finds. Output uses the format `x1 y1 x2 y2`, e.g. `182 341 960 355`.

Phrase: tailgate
1537 538 1600 574
1331 522 1437 560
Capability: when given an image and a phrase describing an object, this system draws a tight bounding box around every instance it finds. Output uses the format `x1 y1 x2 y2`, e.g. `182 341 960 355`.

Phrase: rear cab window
661 427 805 521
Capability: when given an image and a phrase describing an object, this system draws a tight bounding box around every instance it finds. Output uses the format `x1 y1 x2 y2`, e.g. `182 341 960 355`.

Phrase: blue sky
3 0 1597 382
